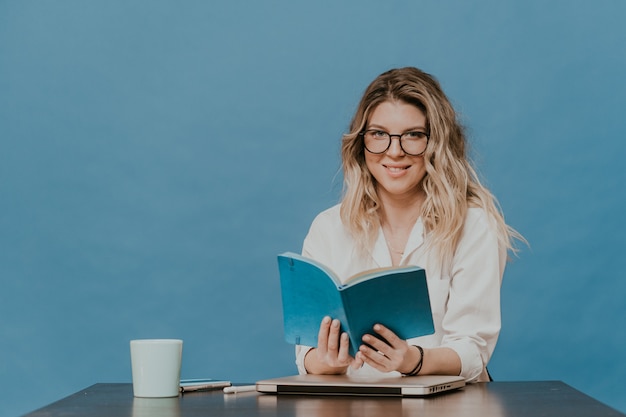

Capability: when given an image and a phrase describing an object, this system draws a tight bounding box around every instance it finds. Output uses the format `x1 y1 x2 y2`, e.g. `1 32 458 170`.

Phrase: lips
384 164 410 172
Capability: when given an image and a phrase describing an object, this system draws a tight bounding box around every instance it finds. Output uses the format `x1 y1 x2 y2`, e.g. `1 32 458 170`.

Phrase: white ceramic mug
130 339 183 398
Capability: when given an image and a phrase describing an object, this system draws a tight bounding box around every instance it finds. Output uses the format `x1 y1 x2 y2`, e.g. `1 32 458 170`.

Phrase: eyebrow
367 123 428 132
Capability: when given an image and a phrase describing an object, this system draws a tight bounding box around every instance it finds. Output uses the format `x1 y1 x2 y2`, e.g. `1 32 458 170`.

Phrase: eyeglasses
360 129 429 156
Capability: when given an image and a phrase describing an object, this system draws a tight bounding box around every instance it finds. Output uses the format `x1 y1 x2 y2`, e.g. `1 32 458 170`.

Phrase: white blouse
295 204 506 382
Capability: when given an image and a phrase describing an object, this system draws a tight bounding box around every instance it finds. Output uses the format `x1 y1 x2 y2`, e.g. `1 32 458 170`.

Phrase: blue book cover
278 252 435 357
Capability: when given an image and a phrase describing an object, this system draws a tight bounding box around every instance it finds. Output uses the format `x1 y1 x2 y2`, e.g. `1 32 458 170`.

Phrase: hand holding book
303 316 359 374
278 252 435 357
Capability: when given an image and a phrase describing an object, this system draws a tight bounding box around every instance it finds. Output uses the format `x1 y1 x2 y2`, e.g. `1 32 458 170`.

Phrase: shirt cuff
295 345 313 375
442 341 485 382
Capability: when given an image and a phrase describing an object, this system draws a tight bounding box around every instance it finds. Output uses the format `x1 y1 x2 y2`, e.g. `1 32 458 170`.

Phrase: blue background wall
1 1 625 415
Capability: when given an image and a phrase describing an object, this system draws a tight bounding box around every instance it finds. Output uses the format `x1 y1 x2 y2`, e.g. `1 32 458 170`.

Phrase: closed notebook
256 374 465 397
278 252 434 356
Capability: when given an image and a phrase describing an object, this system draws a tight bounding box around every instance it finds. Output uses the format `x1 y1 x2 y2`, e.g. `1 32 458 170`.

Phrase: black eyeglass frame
359 129 430 156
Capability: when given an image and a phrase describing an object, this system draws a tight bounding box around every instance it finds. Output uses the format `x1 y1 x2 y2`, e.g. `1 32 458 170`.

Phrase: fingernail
323 316 331 324
332 319 340 327
374 324 381 331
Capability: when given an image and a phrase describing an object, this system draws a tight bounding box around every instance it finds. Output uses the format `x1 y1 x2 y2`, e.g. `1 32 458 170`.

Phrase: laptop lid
256 374 465 397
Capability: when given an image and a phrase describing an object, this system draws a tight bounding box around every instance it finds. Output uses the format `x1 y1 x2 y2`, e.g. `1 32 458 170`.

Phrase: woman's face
364 100 428 203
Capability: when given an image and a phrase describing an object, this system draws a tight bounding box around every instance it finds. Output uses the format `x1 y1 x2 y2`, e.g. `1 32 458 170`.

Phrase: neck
379 189 425 265
378 189 425 232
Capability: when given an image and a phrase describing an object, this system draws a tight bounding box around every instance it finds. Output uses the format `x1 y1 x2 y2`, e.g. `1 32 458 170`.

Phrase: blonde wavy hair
340 67 523 268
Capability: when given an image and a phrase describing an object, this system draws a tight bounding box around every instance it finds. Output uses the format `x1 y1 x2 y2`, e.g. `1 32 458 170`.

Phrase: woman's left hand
356 324 420 374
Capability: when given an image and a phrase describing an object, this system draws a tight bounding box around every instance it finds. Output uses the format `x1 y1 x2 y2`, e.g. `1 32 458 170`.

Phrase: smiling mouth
384 165 410 172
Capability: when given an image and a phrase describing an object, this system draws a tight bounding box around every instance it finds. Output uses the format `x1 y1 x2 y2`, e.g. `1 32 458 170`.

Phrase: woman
296 67 523 382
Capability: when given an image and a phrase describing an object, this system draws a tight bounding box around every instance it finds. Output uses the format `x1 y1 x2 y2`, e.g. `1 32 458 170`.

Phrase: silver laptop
256 374 465 397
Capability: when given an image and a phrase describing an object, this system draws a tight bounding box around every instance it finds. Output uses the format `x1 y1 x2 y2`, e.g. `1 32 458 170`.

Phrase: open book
278 252 434 356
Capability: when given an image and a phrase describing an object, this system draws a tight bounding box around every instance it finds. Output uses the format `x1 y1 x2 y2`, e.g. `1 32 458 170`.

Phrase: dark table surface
22 381 625 417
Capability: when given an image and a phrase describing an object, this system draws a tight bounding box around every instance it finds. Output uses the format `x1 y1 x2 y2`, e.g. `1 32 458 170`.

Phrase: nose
386 135 405 156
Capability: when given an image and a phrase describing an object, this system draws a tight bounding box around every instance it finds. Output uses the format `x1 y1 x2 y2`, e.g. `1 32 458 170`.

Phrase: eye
371 130 388 138
404 131 428 139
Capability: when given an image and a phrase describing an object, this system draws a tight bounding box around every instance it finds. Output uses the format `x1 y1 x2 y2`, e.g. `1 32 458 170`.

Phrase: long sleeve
434 209 504 382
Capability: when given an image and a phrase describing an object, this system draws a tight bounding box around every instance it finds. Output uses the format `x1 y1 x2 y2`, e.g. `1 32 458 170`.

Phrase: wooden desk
23 381 625 417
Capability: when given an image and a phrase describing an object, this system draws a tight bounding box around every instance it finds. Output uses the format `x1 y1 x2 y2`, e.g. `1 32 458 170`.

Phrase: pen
223 385 256 394
180 381 232 392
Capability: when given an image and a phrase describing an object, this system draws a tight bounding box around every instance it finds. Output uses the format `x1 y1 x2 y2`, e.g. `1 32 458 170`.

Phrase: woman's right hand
304 316 363 374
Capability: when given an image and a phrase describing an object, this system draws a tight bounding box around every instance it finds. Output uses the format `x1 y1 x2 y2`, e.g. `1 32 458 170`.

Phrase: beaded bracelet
403 345 424 376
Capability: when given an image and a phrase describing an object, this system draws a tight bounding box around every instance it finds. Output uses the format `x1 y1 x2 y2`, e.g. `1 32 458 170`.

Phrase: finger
337 332 351 363
359 343 388 365
326 319 342 353
316 316 332 355
372 324 402 347
351 352 365 369
362 333 391 355
358 345 389 370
